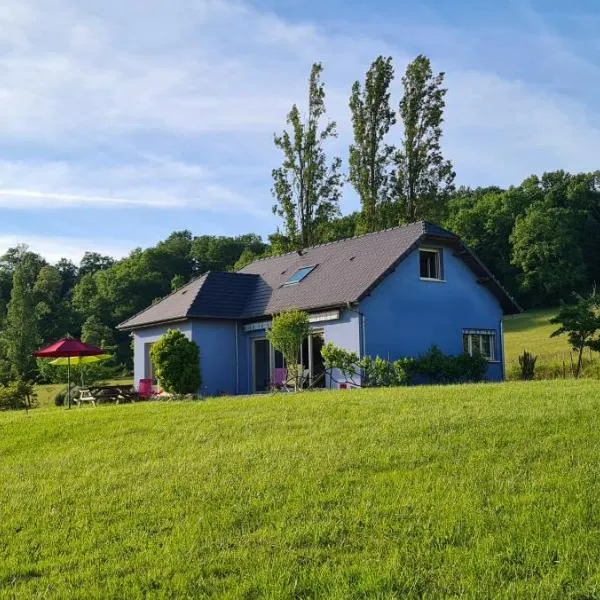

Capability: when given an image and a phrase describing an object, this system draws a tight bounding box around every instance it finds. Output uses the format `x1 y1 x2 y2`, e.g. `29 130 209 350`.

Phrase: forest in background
1 54 599 379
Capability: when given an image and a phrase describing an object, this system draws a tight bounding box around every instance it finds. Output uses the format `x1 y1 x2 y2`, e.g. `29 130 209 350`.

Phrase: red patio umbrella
33 338 105 409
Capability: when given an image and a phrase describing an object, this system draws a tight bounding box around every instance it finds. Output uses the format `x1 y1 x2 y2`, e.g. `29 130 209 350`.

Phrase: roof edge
239 220 432 270
116 272 210 330
117 316 190 332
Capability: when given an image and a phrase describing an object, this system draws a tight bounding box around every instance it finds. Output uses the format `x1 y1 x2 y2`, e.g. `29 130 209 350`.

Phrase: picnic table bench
74 388 96 407
87 385 140 405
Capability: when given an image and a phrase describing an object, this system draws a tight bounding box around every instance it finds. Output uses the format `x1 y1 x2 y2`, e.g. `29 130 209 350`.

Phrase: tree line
1 54 599 382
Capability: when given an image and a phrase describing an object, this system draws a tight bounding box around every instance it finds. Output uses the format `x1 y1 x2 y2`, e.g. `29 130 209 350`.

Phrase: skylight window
284 265 316 285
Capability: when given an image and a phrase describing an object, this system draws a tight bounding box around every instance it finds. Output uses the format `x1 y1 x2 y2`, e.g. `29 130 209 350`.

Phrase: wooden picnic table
87 385 140 405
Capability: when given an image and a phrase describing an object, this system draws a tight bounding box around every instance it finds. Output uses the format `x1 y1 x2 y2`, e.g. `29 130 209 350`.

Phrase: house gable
359 241 505 380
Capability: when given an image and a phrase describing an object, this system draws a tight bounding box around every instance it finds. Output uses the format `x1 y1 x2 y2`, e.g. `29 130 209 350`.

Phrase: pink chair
138 378 153 398
271 368 291 392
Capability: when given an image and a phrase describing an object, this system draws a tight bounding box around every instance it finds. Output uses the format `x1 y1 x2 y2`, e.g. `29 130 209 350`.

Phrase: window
463 329 496 361
420 249 442 280
284 265 316 285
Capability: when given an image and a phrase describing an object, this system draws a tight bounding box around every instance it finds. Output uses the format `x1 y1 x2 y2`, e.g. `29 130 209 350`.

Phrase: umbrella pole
67 356 71 410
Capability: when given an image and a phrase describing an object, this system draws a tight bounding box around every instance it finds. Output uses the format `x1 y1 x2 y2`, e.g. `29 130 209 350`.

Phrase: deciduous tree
511 205 587 305
272 63 342 249
1 255 39 380
550 292 600 377
349 56 396 233
392 55 455 223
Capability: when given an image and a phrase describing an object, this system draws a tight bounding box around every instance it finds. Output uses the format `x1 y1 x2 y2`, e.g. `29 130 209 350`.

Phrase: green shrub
412 345 488 384
321 342 361 381
150 330 201 395
321 343 488 388
361 356 412 387
0 381 36 410
518 350 537 380
54 384 80 407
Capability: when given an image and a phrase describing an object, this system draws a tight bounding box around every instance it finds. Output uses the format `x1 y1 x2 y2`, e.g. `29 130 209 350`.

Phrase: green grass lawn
2 381 600 598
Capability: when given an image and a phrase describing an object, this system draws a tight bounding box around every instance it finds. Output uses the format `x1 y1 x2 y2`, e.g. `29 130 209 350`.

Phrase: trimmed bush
150 330 201 395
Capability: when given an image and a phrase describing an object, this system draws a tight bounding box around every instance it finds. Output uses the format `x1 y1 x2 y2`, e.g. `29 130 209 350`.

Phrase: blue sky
1 0 599 263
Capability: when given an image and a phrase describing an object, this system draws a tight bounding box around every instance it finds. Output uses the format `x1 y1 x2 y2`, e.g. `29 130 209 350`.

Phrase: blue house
118 221 520 395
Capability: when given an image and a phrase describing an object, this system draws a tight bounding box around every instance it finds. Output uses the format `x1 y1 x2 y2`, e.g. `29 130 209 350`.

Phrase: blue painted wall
132 322 193 390
132 319 238 396
359 244 504 380
191 319 237 396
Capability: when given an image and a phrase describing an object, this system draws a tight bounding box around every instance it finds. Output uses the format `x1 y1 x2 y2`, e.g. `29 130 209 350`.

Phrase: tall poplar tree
272 63 343 249
349 56 396 233
2 255 39 381
392 55 455 223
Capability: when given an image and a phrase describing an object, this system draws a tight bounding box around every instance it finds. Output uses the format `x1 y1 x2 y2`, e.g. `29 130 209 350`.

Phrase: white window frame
419 247 444 281
300 329 325 385
463 329 496 362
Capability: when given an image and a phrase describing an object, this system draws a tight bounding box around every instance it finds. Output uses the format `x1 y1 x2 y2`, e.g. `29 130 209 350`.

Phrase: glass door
253 339 271 393
298 331 326 389
311 332 326 388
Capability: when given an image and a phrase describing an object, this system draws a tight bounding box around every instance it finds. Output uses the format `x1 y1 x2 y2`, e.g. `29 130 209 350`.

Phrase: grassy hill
504 308 600 379
504 308 566 362
2 381 600 598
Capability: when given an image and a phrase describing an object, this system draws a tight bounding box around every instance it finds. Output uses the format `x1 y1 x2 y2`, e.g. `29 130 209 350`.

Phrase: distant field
503 308 599 379
2 381 600 597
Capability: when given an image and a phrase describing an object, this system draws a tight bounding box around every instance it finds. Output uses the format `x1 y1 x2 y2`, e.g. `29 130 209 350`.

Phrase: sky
1 0 600 263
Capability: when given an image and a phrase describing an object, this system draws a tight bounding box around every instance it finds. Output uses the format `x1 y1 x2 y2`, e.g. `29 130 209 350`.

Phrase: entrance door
311 332 326 388
144 343 155 382
253 339 271 392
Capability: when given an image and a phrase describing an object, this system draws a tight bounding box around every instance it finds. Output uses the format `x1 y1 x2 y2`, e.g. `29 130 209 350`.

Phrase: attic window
284 265 316 286
420 248 443 281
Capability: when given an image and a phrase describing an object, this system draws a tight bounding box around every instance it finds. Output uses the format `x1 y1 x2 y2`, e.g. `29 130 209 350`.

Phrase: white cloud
0 0 597 227
0 233 131 264
0 189 179 208
0 158 269 216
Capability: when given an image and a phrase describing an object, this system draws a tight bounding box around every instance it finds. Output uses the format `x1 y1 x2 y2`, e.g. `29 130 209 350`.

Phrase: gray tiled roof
118 220 520 330
117 272 259 330
239 221 439 316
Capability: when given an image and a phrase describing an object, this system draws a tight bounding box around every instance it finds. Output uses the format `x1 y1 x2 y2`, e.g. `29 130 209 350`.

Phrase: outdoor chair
271 367 292 392
271 367 311 393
